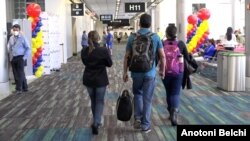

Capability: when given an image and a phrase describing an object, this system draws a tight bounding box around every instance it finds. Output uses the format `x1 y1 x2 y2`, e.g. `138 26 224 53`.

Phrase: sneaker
142 127 151 133
14 91 22 95
133 120 141 130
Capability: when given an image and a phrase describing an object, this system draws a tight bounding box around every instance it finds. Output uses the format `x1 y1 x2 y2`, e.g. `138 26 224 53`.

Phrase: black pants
11 56 28 91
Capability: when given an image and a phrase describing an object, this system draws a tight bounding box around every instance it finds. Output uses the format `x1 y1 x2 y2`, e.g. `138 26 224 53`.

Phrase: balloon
26 3 41 17
37 47 43 53
35 26 40 32
38 56 43 62
36 61 42 67
37 21 43 27
28 17 34 22
187 15 198 24
34 17 40 22
32 32 37 38
32 22 37 31
35 70 43 77
197 8 211 20
35 52 41 58
32 57 37 66
33 67 38 73
32 38 36 45
32 48 37 54
38 66 44 72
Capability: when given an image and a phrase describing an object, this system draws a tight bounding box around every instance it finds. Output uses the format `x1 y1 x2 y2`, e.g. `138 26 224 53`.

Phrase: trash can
217 52 246 91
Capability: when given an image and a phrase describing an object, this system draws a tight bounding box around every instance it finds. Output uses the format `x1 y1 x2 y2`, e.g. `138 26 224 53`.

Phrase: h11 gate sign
125 2 145 13
71 3 84 16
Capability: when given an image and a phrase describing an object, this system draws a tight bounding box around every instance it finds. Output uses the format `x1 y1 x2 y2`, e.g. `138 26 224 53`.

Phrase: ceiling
83 0 153 20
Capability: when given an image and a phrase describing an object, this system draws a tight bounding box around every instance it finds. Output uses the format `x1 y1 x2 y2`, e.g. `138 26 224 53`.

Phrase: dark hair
139 14 151 28
226 27 233 41
12 24 21 30
166 25 177 39
209 38 215 46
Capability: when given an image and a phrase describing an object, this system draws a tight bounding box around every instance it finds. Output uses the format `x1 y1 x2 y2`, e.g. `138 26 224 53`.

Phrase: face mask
14 31 19 36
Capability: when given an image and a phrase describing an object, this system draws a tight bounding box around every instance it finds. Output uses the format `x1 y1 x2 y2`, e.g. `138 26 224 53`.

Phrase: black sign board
108 19 130 27
100 15 113 21
125 2 145 13
71 3 84 16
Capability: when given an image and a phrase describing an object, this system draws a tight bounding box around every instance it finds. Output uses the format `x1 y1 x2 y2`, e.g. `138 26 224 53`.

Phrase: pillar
245 0 250 89
176 0 186 41
0 0 10 96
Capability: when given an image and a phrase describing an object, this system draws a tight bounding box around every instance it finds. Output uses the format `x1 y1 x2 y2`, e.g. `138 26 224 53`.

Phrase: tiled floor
0 42 249 141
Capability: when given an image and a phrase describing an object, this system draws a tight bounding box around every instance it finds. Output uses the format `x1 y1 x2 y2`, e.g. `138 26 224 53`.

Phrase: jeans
132 76 155 129
11 56 28 91
162 73 184 111
86 86 106 127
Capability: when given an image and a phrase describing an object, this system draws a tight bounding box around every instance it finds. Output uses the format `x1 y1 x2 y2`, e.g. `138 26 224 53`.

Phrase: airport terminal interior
0 0 250 140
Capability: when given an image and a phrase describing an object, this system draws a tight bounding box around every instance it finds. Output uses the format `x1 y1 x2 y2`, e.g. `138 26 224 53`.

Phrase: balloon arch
26 3 44 77
186 8 211 54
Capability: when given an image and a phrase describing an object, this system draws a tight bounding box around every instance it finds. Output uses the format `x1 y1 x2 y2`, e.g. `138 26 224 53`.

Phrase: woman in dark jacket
81 30 112 135
162 25 190 126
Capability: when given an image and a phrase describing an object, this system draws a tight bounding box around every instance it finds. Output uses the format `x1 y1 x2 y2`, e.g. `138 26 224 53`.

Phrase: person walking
81 30 88 48
162 25 190 126
123 13 166 133
106 29 113 55
81 30 113 135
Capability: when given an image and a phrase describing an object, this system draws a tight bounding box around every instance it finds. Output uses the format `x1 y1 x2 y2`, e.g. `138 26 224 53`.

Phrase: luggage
116 89 133 121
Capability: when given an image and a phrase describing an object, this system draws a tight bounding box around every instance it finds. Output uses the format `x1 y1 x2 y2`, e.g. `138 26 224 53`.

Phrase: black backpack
128 32 155 72
116 89 133 121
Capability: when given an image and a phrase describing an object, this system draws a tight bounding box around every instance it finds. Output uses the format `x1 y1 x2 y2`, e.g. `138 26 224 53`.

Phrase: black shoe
170 108 178 126
91 125 98 135
23 89 28 92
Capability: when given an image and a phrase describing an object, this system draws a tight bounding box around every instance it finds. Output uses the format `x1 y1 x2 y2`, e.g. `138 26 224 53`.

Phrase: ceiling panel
84 0 152 20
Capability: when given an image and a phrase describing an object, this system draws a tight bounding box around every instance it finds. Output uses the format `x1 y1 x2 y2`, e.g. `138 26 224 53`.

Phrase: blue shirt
8 34 30 60
106 33 113 46
81 33 88 46
204 44 216 60
126 28 163 78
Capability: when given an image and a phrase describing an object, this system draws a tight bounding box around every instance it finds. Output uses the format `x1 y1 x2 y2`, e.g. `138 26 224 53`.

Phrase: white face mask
14 31 19 36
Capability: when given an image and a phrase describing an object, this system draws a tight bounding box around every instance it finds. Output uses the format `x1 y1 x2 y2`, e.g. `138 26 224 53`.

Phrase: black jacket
81 42 113 87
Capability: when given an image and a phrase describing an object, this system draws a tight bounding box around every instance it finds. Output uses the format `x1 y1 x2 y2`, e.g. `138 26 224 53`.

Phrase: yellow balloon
32 48 37 54
188 24 193 29
37 31 43 38
28 17 34 22
38 66 44 72
35 70 43 78
32 38 36 44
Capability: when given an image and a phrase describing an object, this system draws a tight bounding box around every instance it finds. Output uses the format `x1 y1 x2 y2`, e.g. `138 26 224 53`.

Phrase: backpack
116 89 133 121
128 32 155 72
163 40 184 76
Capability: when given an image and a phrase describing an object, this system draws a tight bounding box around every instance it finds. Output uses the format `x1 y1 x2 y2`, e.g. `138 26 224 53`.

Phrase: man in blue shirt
123 14 166 133
106 29 113 55
8 24 30 94
81 31 88 48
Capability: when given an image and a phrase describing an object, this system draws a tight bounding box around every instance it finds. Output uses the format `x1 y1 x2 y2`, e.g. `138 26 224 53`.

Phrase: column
150 8 156 32
176 0 186 41
0 0 8 83
245 0 250 89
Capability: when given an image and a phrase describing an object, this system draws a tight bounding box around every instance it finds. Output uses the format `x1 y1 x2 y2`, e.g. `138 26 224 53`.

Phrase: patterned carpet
0 42 250 141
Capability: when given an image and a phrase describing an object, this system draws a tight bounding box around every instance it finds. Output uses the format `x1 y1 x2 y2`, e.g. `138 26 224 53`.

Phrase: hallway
0 42 250 141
